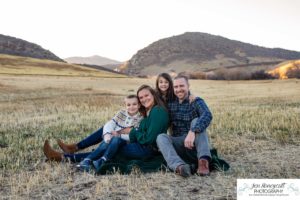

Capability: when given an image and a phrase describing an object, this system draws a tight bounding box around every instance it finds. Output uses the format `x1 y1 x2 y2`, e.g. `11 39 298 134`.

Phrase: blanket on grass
96 148 230 175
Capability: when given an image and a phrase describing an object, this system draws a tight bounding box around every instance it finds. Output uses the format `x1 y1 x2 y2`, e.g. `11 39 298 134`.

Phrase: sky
1 0 300 61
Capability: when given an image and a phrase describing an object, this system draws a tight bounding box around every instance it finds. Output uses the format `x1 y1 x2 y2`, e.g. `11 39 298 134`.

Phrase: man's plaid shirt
167 96 212 137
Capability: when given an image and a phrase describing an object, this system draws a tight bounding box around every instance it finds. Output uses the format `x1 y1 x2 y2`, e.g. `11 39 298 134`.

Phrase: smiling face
124 97 140 116
158 76 170 94
138 88 155 110
173 77 189 101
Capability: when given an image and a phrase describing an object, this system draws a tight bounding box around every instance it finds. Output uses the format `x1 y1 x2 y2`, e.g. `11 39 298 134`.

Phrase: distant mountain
64 55 122 70
0 34 63 62
0 54 126 78
122 32 300 76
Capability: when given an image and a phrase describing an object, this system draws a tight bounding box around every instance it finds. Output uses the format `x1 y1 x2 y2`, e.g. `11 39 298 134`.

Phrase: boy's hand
104 134 112 143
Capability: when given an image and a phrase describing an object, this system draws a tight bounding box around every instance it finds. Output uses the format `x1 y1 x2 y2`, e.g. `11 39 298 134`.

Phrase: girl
156 72 196 105
155 73 175 104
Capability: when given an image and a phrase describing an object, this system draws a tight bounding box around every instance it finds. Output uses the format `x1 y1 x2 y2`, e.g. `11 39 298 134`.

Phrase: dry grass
0 75 299 200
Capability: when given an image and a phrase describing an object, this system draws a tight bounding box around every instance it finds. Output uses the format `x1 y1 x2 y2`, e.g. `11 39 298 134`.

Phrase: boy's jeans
64 141 108 162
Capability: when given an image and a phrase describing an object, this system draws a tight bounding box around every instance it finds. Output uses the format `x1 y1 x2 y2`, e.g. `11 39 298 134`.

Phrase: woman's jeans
65 137 156 163
103 137 155 160
77 127 104 150
64 126 104 162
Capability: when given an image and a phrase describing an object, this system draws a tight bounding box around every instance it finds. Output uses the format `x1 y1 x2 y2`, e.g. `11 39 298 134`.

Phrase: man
156 75 212 177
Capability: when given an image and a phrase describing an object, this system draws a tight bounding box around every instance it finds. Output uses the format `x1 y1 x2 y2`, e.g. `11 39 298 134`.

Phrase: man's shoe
57 139 78 154
175 164 191 177
76 158 92 172
43 140 63 162
92 158 105 174
197 159 210 176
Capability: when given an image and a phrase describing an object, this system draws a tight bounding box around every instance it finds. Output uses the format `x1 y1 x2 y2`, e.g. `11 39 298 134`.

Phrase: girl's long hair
137 84 166 117
155 73 175 103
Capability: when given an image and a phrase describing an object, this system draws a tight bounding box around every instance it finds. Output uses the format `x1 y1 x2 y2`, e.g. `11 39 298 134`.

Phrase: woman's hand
118 127 132 135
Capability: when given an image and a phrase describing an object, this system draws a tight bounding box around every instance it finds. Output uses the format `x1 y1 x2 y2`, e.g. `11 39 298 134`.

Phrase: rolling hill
0 34 63 62
121 32 300 76
0 54 126 78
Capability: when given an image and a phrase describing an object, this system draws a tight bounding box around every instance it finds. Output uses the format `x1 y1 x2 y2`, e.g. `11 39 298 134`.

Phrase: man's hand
118 127 132 135
184 131 195 149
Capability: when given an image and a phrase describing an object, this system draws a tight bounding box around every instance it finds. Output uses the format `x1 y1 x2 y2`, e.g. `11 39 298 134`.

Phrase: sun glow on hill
268 60 300 79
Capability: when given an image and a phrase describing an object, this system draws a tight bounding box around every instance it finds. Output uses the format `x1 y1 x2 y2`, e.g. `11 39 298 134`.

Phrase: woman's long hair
137 84 166 117
155 73 175 103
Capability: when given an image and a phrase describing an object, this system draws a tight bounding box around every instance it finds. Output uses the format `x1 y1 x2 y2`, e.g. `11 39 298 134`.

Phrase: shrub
226 68 251 80
186 71 207 79
251 70 275 80
286 67 300 79
207 68 251 80
177 71 206 79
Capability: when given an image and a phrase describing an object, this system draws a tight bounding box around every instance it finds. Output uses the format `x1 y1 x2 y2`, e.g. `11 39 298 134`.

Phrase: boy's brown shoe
57 139 78 154
197 159 210 176
43 140 63 162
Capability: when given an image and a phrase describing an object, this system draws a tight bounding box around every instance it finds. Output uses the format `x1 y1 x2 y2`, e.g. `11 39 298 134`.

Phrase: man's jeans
156 130 211 171
76 127 104 150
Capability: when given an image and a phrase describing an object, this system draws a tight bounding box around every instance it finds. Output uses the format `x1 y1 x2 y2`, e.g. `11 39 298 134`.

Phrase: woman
43 85 169 173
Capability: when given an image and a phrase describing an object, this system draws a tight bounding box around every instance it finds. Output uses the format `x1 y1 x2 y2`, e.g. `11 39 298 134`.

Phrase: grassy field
0 74 299 199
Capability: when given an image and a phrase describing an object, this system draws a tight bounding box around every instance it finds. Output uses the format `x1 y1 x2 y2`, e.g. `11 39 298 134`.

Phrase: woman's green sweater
129 105 169 146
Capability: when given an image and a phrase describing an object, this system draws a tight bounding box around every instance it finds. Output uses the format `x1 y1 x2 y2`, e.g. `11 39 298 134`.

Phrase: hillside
0 54 126 77
64 55 122 70
0 34 63 62
122 32 300 75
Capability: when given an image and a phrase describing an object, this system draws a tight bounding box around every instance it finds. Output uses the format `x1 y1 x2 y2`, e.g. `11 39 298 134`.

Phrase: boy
77 94 143 171
103 94 142 143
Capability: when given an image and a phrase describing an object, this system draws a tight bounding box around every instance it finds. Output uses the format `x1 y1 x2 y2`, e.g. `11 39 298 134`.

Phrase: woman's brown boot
43 140 63 162
57 139 78 154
